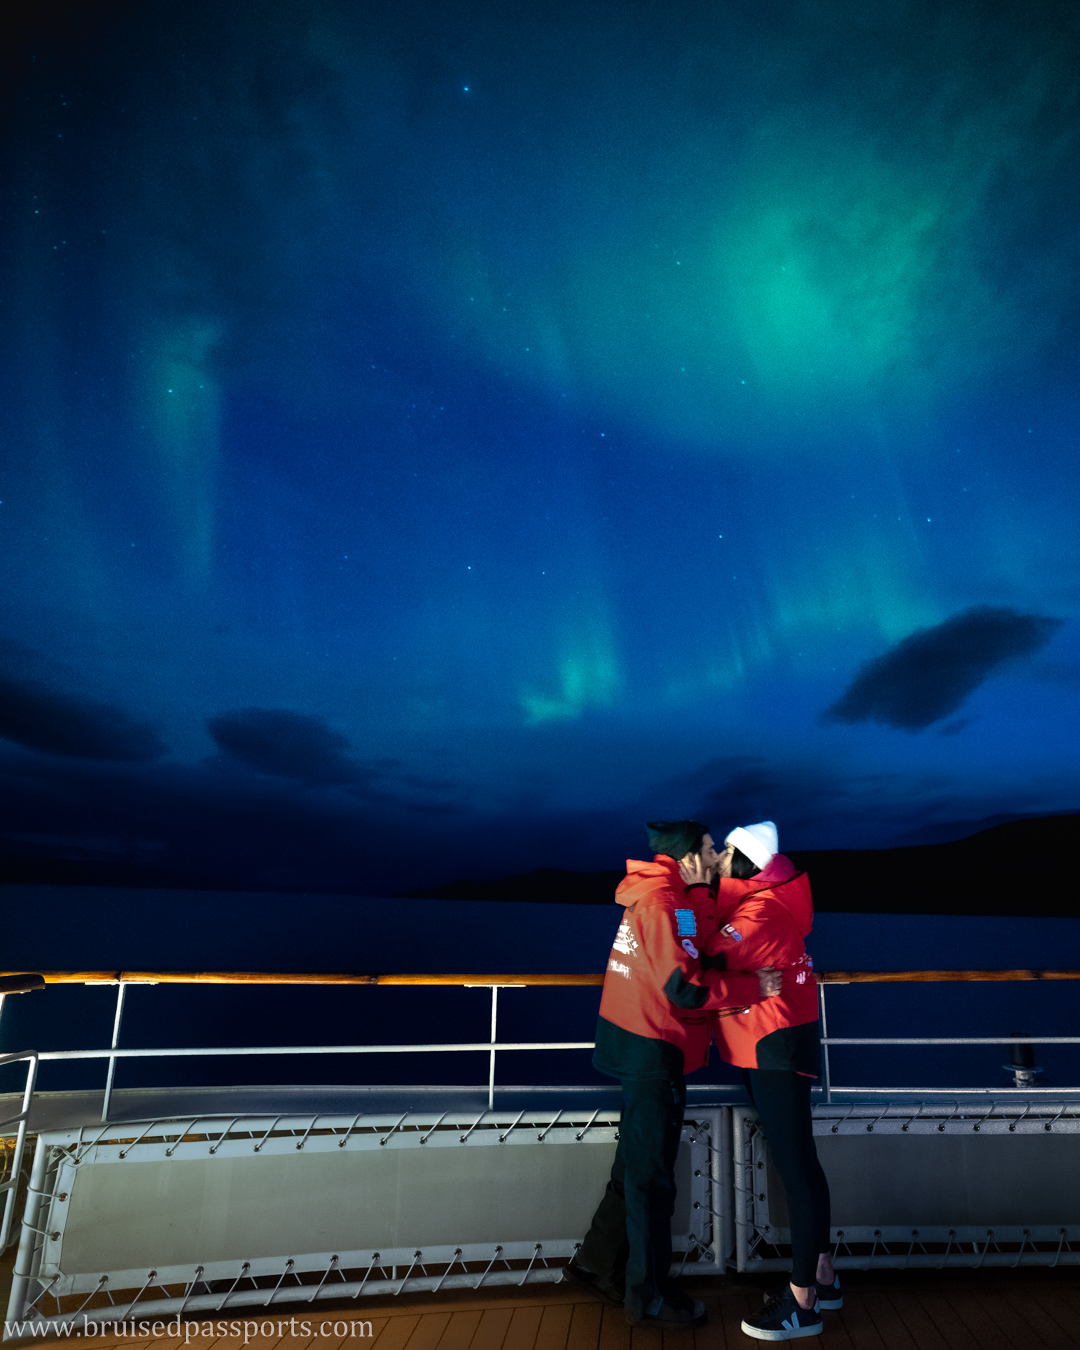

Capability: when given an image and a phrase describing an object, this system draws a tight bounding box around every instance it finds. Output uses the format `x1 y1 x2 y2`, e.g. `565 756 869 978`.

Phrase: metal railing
0 966 1077 1267
2 967 1079 1119
0 1052 38 1254
0 972 609 1124
816 969 1080 1102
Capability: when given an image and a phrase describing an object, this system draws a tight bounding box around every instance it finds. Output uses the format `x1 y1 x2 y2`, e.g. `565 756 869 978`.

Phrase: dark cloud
652 753 1080 854
0 675 166 760
206 708 468 817
207 708 359 785
661 756 912 851
823 606 1063 732
0 745 478 895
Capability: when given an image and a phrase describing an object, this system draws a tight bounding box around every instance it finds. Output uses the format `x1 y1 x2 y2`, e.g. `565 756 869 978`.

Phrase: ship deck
7 1265 1080 1349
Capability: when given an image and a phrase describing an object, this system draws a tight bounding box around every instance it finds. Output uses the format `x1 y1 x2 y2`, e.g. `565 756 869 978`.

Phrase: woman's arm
699 895 795 970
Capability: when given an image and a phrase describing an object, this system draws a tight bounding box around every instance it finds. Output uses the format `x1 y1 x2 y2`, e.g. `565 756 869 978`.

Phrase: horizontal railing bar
825 1037 1080 1045
34 1033 1077 1061
823 1086 1080 1095
820 970 1080 984
37 1041 596 1061
5 968 1080 986
0 971 606 986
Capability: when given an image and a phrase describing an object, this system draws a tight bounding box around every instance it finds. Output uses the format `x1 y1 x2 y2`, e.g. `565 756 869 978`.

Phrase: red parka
598 855 762 1074
702 853 819 1073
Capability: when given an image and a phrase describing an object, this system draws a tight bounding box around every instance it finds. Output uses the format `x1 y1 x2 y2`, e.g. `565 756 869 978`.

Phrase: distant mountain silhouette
414 812 1080 917
882 811 1075 847
3 812 1077 915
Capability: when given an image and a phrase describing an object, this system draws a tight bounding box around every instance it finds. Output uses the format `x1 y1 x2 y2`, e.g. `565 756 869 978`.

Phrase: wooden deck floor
10 1268 1080 1350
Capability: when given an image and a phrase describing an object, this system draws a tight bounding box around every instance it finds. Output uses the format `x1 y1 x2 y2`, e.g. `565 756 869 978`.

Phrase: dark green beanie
646 819 709 860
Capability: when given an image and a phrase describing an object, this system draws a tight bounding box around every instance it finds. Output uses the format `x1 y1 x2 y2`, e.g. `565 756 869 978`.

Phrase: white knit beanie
724 820 778 871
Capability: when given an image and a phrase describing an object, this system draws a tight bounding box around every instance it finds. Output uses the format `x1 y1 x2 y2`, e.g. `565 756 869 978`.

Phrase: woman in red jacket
681 820 839 1342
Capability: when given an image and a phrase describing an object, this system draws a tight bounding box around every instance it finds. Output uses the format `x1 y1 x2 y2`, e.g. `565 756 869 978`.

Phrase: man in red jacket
564 820 779 1329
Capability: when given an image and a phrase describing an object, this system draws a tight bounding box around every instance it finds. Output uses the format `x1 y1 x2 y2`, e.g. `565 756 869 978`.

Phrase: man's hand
756 967 782 999
679 853 713 887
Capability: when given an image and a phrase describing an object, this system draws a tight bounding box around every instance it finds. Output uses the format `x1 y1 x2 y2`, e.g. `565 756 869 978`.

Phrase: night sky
3 0 1080 896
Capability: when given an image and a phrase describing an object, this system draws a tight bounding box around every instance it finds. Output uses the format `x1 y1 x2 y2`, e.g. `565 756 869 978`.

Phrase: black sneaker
741 1287 822 1340
625 1292 706 1328
815 1274 842 1310
561 1258 624 1305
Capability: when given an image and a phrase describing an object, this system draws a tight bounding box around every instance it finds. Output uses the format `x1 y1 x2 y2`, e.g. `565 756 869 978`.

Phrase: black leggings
743 1068 831 1287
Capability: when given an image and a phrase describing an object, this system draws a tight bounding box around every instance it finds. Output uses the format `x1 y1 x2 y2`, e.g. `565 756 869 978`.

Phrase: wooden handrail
819 969 1080 984
3 969 1080 986
0 971 605 986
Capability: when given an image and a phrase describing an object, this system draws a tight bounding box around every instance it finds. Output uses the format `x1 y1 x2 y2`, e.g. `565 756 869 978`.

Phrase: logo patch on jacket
608 958 631 979
612 921 638 956
674 909 697 937
722 923 743 942
681 938 699 959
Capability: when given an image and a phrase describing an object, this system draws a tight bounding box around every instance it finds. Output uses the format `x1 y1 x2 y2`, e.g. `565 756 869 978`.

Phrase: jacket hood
754 853 798 887
614 855 679 907
718 853 813 937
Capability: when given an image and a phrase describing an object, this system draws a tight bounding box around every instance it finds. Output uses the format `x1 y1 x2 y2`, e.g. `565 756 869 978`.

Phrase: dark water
2 886 1078 1096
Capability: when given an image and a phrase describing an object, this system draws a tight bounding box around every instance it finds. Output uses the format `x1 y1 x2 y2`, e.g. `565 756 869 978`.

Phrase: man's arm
638 902 763 1014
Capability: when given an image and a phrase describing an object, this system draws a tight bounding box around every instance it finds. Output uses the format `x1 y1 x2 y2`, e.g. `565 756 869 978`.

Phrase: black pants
577 1073 686 1317
743 1068 831 1287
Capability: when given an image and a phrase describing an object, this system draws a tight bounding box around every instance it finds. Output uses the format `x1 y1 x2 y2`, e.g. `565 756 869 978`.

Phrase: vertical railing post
5 1131 49 1338
731 1109 751 1274
818 981 831 1104
488 986 499 1111
101 982 127 1122
0 1054 39 1254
